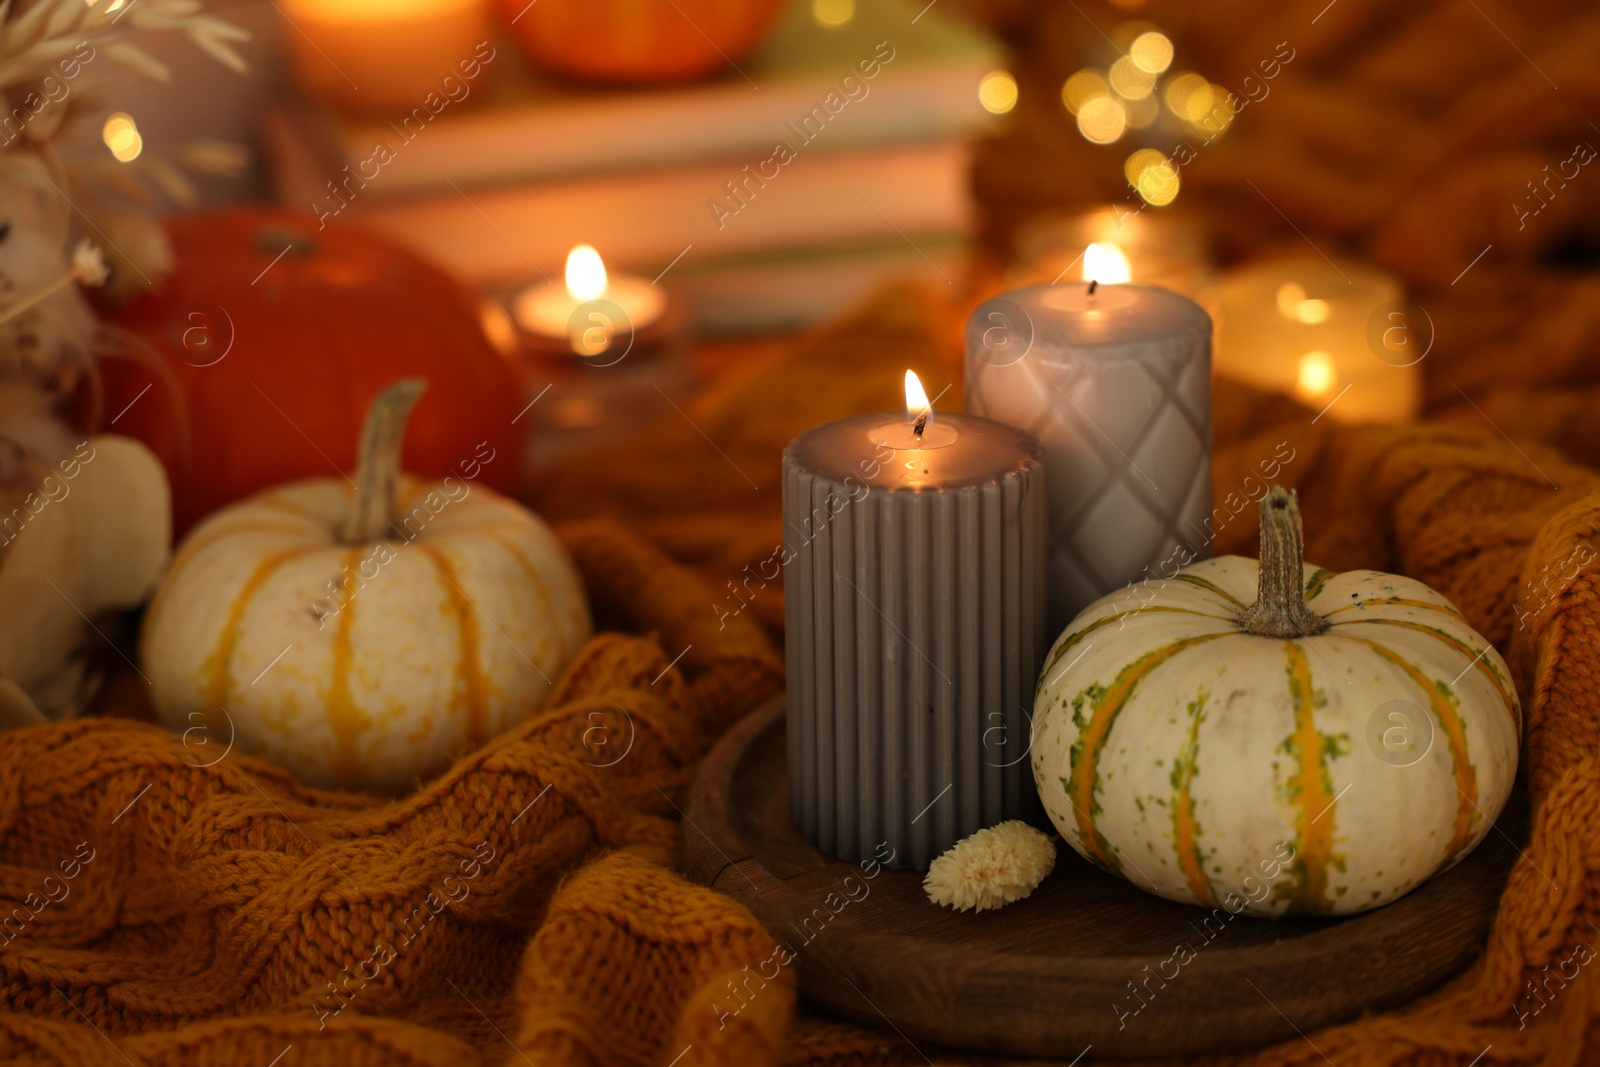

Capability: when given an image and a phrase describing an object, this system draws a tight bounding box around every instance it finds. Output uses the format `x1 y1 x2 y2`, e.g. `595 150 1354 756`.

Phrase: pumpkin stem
343 379 427 545
1239 486 1328 638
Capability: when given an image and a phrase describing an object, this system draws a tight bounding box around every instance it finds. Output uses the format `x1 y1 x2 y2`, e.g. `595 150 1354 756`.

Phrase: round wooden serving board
683 695 1518 1059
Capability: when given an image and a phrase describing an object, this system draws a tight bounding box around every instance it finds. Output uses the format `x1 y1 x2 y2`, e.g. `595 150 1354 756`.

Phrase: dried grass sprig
0 0 248 92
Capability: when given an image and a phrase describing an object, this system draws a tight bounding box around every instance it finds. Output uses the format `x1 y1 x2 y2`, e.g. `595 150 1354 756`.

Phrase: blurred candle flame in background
1297 351 1337 398
565 245 607 301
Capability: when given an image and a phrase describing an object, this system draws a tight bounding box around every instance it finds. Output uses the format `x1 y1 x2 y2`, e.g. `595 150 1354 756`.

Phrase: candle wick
1087 279 1098 296
913 410 928 437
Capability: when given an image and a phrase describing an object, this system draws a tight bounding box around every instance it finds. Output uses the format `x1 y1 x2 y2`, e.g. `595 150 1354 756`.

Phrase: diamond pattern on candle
968 326 1211 634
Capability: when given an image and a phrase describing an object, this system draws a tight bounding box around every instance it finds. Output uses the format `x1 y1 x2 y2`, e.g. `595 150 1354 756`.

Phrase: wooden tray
682 695 1518 1059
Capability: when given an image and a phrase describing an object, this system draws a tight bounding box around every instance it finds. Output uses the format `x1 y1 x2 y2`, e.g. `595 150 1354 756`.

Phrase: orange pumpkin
498 0 788 84
97 208 524 535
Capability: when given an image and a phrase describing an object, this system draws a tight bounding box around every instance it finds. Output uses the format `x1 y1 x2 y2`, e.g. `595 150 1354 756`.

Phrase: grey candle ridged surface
782 413 1047 871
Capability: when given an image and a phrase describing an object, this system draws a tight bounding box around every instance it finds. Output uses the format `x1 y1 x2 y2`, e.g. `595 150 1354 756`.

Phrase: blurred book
662 235 970 334
271 138 970 287
265 0 1001 198
261 0 1001 327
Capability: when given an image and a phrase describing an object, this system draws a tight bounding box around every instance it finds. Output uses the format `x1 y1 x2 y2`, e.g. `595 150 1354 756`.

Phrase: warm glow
978 70 1018 115
1201 84 1234 133
1061 69 1109 115
1124 148 1166 186
1275 282 1306 317
1124 147 1180 201
1129 31 1173 74
1123 93 1159 128
1163 73 1212 121
280 0 479 18
1297 352 1337 397
102 112 142 162
1084 242 1132 285
565 244 607 301
1276 283 1330 323
1076 95 1127 144
1295 299 1330 323
1134 159 1180 205
812 0 854 27
479 300 518 355
904 369 933 426
1108 55 1155 100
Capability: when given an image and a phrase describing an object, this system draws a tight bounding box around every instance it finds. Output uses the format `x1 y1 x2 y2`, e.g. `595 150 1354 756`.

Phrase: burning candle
1214 255 1418 423
1009 207 1214 300
782 372 1047 870
512 245 668 357
279 0 492 115
966 276 1212 634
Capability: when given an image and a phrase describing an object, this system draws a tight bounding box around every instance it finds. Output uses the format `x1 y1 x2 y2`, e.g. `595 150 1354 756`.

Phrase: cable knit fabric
3 277 1599 1065
6 0 1596 1059
0 520 790 1066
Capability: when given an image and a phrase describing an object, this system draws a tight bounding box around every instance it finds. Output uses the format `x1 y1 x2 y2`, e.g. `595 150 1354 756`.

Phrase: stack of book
261 0 1003 332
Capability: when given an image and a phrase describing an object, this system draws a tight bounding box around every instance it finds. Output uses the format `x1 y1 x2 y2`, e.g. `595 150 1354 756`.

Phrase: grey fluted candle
782 391 1047 871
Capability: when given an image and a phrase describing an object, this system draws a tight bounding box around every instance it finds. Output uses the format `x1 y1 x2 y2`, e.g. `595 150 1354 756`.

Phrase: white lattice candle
965 283 1212 636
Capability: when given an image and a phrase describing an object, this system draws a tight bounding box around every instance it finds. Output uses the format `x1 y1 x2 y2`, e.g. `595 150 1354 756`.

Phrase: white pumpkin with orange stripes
142 380 590 793
1031 487 1519 916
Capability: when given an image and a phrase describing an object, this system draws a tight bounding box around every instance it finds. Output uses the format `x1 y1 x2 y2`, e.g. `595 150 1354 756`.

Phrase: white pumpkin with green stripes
142 380 590 794
1031 487 1519 916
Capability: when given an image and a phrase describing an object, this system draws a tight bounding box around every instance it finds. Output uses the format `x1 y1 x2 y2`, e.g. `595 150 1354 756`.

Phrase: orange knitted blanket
2 281 1598 1066
8 0 1600 1056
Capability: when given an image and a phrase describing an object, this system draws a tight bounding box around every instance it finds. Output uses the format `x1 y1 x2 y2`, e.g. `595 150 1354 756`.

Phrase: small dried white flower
923 820 1056 912
71 240 108 287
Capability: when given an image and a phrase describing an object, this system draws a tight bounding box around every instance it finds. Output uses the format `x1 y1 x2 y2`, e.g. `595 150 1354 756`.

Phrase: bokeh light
812 0 854 26
1297 352 1337 397
102 112 142 163
1126 149 1180 205
1134 159 1180 205
979 70 1019 114
1109 55 1156 100
1164 73 1212 121
1276 283 1331 323
1297 299 1330 323
1123 148 1166 186
1076 95 1127 144
1061 69 1109 115
1129 31 1173 74
1202 85 1235 133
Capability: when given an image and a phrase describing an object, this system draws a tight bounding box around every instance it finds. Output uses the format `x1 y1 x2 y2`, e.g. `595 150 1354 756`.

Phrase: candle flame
1083 242 1131 285
904 369 933 429
1297 351 1336 397
565 244 608 301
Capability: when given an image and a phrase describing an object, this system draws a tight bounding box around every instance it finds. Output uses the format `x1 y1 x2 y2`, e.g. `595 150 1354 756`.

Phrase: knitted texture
3 275 1598 1065
0 520 790 1066
11 2 1600 1037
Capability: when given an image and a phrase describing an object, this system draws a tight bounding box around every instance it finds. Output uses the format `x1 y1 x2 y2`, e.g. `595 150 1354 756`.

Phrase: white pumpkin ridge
1031 487 1519 917
142 381 590 794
